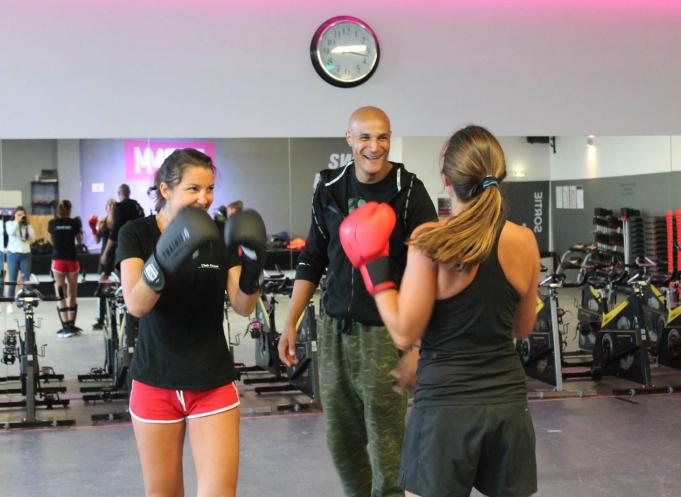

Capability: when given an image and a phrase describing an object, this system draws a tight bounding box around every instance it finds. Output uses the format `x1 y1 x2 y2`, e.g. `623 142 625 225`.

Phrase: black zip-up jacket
295 161 437 325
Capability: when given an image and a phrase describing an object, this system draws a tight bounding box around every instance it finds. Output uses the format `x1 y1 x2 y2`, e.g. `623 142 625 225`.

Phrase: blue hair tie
481 176 499 190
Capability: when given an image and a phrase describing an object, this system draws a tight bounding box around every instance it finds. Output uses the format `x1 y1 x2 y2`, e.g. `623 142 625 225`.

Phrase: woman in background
91 197 115 330
4 206 36 314
48 199 83 338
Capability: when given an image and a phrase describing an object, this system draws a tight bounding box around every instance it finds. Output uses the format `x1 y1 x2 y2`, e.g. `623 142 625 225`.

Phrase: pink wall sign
124 140 216 182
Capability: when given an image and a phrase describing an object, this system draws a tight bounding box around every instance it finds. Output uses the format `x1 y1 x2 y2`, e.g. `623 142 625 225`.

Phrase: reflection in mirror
0 135 678 272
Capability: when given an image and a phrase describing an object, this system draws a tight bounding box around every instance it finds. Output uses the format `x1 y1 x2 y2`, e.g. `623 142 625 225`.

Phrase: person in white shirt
5 206 35 312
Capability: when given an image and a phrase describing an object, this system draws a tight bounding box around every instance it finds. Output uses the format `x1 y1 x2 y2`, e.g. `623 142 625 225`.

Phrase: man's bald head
347 106 391 133
345 106 393 183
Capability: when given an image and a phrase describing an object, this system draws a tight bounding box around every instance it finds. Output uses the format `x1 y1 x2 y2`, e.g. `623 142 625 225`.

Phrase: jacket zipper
348 267 354 318
328 162 412 320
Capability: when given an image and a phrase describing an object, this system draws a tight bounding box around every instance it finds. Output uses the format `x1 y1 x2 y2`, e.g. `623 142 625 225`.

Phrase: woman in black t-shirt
47 199 84 338
117 148 261 497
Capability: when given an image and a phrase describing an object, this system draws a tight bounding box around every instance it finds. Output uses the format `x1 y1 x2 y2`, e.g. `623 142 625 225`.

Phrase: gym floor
1 292 681 496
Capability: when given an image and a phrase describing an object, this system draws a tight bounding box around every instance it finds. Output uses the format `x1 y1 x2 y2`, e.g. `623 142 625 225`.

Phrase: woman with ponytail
339 125 540 497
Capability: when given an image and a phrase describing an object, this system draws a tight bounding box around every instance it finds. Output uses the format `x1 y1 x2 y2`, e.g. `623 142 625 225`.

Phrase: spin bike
517 263 592 391
590 259 678 393
517 272 568 389
239 275 293 385
653 276 681 370
0 283 74 429
639 272 673 356
240 274 321 410
575 251 625 354
78 279 138 421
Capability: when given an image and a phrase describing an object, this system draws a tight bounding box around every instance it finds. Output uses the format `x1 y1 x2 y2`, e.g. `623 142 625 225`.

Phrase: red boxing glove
339 202 397 296
88 215 98 236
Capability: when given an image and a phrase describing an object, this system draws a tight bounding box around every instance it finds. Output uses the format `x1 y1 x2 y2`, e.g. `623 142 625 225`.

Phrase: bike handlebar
0 289 62 303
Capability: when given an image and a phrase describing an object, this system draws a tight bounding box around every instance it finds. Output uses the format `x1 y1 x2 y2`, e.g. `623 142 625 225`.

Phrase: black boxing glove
142 207 221 293
224 209 267 294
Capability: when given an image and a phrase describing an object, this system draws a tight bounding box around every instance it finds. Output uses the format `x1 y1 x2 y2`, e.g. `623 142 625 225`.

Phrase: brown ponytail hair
411 125 506 269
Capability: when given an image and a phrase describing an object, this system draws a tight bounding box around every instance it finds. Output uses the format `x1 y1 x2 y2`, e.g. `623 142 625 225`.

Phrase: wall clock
310 16 380 88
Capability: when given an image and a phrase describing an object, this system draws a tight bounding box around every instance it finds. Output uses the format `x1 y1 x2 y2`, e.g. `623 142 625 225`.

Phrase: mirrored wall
1 136 681 265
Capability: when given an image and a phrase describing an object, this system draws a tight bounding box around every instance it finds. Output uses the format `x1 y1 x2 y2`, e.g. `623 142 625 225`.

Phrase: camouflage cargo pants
318 312 407 497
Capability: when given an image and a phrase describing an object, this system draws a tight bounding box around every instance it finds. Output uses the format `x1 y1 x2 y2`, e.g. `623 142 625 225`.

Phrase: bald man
279 107 437 497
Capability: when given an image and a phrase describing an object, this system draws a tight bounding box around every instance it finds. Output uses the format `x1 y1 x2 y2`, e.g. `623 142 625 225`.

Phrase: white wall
550 136 676 180
401 136 551 208
672 136 681 172
2 1 681 138
401 137 447 197
500 138 552 182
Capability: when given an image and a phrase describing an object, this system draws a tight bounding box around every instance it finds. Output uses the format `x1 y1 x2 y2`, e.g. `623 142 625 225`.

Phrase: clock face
310 16 380 88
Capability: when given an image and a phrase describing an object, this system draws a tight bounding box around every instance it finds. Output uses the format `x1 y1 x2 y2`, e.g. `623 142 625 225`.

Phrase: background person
4 206 36 314
48 199 84 338
100 183 144 266
226 200 243 218
90 197 115 330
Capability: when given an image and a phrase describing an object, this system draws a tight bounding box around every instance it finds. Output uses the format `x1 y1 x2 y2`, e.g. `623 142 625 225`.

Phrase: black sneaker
70 325 83 335
92 321 104 330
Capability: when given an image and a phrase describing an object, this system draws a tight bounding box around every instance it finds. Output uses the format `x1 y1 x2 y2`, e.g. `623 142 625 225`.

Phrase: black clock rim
309 16 380 88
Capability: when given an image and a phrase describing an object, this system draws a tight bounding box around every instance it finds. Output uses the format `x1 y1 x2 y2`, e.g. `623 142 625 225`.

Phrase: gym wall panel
213 139 293 240
0 140 57 211
79 139 142 250
551 172 681 256
501 181 550 252
289 138 350 238
78 138 349 250
80 139 294 248
57 140 81 220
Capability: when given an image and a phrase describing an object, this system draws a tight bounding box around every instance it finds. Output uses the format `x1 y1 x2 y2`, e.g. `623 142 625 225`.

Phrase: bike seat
587 276 609 288
650 273 671 286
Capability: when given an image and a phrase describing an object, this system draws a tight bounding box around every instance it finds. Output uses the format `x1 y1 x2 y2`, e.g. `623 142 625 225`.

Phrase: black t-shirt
110 198 144 244
98 225 113 274
99 224 111 253
116 215 240 390
48 217 82 260
347 164 398 212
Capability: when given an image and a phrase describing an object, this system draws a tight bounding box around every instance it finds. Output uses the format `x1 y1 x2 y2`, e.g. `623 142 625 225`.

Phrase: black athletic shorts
399 401 537 497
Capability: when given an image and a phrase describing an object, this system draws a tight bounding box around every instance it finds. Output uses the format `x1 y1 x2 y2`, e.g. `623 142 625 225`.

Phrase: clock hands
331 44 368 56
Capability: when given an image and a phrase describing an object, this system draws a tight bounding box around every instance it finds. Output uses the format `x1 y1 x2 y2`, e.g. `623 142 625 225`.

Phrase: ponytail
411 125 507 269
